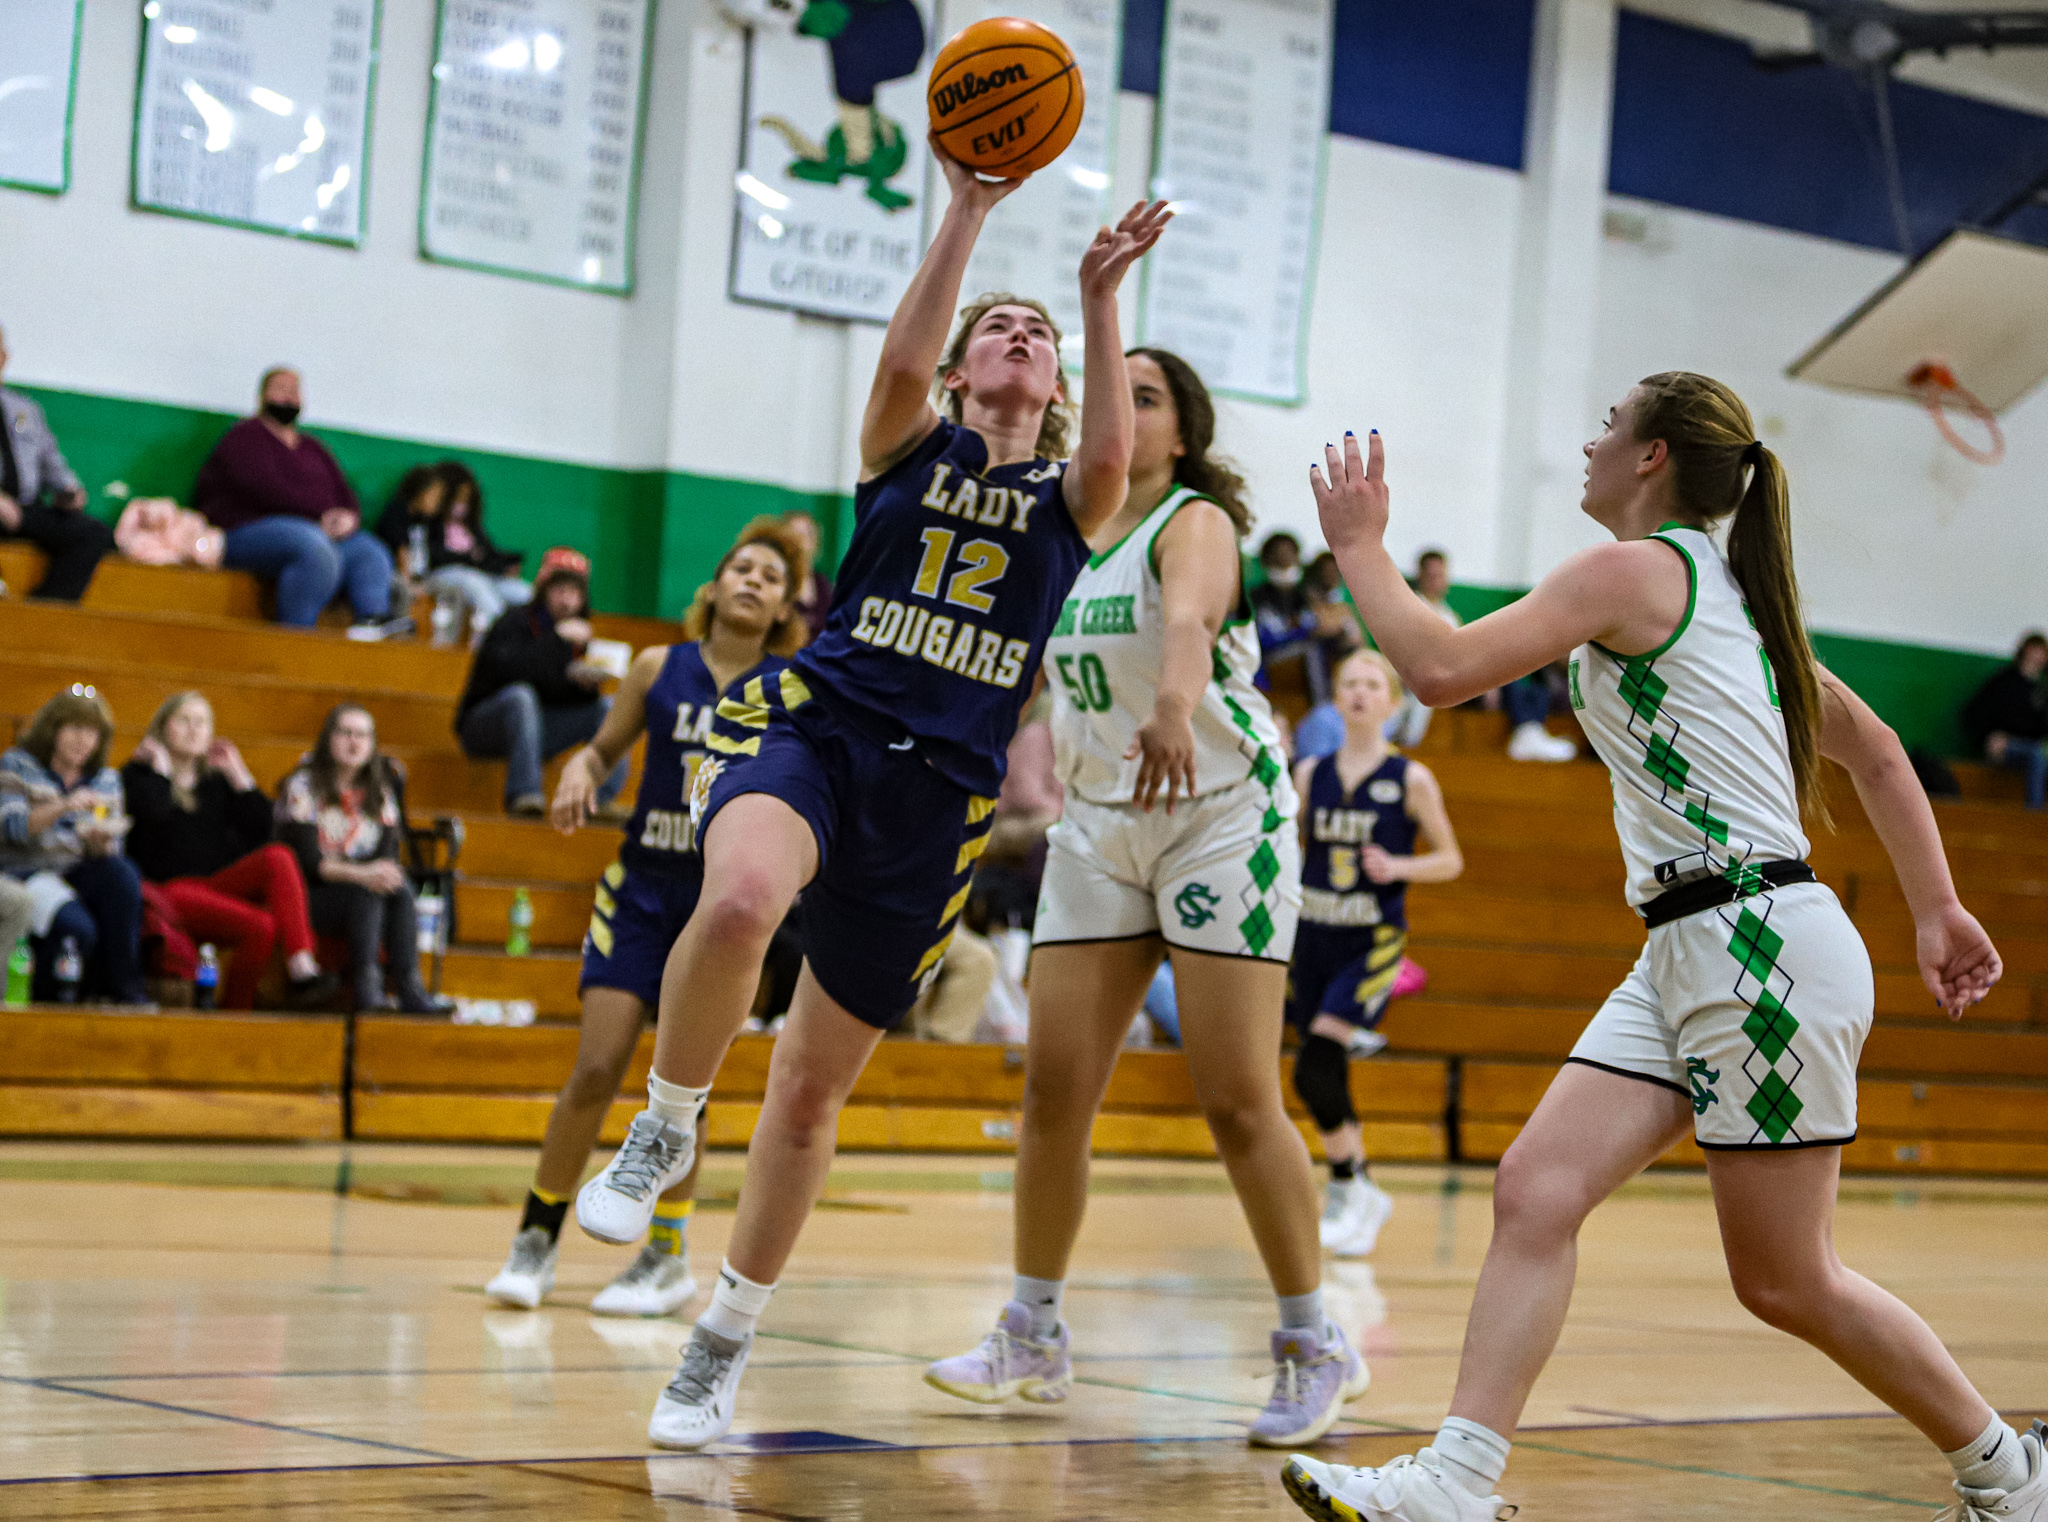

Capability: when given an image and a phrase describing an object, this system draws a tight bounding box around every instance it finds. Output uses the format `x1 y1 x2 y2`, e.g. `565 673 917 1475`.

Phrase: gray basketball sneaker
1282 1450 1516 1522
484 1226 557 1309
1249 1321 1370 1447
577 1111 695 1245
648 1323 752 1449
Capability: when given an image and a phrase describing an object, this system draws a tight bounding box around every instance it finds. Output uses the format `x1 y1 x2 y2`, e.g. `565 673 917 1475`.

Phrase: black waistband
1640 859 1816 929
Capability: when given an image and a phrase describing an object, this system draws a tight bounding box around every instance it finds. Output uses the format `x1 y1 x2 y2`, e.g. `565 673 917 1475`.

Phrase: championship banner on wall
724 0 935 323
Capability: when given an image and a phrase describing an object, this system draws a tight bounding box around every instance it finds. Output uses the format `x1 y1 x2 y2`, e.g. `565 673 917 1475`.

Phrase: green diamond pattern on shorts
1251 748 1280 788
1725 901 1808 1145
1239 902 1274 956
1741 989 1798 1064
1247 840 1280 893
1262 806 1284 834
1746 1069 1804 1143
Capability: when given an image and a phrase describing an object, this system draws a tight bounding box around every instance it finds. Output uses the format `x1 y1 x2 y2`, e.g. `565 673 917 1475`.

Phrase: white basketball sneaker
647 1323 752 1449
1322 1180 1396 1259
484 1226 558 1309
1282 1451 1515 1522
1938 1422 2048 1521
591 1245 698 1317
577 1111 696 1245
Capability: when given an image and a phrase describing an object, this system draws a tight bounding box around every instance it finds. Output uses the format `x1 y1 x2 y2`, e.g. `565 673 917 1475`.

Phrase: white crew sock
1433 1416 1511 1497
1012 1275 1064 1340
647 1075 709 1128
696 1259 775 1341
1276 1288 1325 1332
1947 1415 2030 1494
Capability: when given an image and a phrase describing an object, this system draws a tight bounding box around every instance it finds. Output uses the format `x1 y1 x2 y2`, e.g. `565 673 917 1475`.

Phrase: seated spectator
1305 550 1364 659
376 461 529 634
1251 530 1336 706
0 686 148 1004
276 705 443 1013
781 509 835 641
0 324 115 602
194 367 404 636
456 546 628 817
122 692 336 1009
1962 631 2048 810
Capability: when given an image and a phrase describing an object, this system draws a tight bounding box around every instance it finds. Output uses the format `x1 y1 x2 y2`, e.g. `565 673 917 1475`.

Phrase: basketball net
1907 362 2005 466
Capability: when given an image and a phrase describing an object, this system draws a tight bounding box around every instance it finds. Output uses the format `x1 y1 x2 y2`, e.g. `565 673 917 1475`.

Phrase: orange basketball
927 17 1083 178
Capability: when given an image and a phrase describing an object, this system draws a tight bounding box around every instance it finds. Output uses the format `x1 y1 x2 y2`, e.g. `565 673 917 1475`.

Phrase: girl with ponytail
1280 377 2024 1522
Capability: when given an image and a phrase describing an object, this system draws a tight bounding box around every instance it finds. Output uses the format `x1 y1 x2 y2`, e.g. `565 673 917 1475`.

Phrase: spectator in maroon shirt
193 368 403 635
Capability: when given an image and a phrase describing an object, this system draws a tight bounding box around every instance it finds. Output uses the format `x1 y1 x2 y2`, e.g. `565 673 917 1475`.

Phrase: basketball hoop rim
1908 362 2006 466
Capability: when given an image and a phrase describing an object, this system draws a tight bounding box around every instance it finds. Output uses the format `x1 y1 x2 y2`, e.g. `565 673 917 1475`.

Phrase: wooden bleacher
3 550 2046 1176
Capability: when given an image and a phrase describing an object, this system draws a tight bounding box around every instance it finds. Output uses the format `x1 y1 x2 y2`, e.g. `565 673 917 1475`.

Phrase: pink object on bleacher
1390 956 1428 1001
114 497 225 569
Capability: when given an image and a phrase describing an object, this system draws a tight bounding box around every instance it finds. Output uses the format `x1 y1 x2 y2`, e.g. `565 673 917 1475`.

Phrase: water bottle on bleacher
4 938 30 1006
53 937 82 1004
194 945 219 1011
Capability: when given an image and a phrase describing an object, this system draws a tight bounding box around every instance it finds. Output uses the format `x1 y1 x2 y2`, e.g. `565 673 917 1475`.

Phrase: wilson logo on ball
927 15 1083 177
931 63 1032 119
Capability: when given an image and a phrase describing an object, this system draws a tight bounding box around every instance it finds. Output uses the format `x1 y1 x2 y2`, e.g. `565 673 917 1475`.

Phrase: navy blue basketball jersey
797 418 1089 794
620 642 788 875
1300 753 1418 930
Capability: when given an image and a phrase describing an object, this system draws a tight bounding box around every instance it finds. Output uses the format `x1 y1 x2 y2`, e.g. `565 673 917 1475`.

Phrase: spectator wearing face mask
1251 530 1333 704
193 367 405 636
456 546 630 817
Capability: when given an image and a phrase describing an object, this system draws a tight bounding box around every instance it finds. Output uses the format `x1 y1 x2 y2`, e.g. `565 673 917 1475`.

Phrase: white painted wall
2 0 2040 650
1594 197 2048 652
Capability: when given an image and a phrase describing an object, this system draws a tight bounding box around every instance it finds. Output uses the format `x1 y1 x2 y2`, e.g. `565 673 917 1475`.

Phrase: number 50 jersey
1046 486 1289 809
798 419 1089 796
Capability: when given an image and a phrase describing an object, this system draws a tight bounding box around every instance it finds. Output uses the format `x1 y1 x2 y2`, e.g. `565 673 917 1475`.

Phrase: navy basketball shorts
1286 921 1407 1034
692 682 996 1030
579 859 704 1007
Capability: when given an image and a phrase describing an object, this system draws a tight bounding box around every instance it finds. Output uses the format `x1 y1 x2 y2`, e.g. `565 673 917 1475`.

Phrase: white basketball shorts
1032 781 1301 963
1568 881 1873 1149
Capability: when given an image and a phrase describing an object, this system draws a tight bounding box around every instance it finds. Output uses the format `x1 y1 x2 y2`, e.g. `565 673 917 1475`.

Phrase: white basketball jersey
1569 525 1810 909
1047 488 1291 810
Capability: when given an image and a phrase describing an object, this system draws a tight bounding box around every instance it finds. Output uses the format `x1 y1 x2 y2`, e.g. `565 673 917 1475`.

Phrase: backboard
1789 229 2048 413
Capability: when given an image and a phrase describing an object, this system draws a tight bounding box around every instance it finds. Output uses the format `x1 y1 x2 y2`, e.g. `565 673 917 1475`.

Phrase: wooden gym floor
1 1142 2042 1519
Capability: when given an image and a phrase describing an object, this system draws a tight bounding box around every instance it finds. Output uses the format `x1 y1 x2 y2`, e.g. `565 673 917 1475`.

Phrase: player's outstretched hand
932 136 1027 213
1126 705 1197 815
550 752 597 836
1310 431 1390 557
1080 200 1171 302
1917 901 2001 1019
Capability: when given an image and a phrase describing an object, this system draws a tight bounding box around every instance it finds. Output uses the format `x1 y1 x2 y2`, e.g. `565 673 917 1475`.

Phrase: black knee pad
1293 1034 1356 1131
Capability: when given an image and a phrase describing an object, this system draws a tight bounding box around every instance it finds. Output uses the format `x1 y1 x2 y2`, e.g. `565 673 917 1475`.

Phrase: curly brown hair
936 293 1074 460
678 517 811 658
19 687 116 776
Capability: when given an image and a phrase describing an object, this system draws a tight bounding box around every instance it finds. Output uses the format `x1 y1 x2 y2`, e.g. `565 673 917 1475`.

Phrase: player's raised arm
1064 201 1172 535
1310 432 1684 704
860 149 1026 477
551 646 661 834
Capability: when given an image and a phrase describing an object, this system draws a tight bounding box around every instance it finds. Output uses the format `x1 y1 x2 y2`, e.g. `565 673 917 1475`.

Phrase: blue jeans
458 684 626 807
223 516 394 626
33 855 146 1002
1993 738 2048 810
1504 673 1553 727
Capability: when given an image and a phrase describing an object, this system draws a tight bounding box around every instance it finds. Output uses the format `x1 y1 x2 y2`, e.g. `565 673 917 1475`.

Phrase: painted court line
0 1411 1926 1495
0 1375 463 1463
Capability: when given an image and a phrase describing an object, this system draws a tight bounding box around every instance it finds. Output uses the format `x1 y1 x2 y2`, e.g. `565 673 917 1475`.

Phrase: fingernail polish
1370 428 1380 435
1345 430 1354 437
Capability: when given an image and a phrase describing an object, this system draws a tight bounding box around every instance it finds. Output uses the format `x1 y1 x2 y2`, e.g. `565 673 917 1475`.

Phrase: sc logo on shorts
1174 882 1220 929
688 756 726 829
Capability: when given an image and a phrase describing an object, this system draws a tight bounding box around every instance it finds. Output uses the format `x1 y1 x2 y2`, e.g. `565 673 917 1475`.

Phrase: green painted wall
19 384 848 622
24 383 2005 754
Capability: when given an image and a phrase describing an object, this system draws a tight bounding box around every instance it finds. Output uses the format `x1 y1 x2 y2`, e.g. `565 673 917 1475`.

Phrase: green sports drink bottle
506 887 533 957
4 938 30 1005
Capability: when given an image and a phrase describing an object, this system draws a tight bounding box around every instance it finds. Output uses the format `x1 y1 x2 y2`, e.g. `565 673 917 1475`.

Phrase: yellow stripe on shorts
954 830 992 875
587 915 614 957
965 795 998 825
913 927 957 982
939 881 972 927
